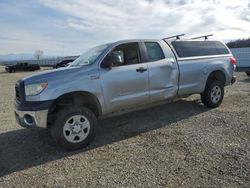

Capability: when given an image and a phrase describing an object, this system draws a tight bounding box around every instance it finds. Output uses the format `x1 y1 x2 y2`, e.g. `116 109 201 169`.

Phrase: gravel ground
0 66 249 187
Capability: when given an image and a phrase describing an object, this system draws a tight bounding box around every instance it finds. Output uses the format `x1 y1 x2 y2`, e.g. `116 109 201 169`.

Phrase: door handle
136 67 147 73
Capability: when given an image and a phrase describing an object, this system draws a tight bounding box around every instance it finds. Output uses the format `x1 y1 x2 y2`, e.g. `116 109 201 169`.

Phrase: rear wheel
201 80 224 108
50 106 97 150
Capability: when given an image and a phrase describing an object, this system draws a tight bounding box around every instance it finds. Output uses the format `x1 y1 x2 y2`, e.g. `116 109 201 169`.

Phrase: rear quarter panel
177 55 234 96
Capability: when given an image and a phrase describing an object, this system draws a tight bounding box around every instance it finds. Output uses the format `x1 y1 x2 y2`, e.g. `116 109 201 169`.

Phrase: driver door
99 42 149 113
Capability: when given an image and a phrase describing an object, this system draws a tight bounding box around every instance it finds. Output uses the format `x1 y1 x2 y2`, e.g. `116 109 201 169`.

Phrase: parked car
53 59 75 69
5 62 40 73
14 35 236 150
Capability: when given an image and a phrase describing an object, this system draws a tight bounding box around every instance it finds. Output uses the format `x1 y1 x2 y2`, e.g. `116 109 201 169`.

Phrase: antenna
163 34 185 40
191 34 213 40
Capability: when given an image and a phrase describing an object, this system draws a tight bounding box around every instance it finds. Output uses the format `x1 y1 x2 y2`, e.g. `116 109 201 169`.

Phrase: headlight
25 82 48 96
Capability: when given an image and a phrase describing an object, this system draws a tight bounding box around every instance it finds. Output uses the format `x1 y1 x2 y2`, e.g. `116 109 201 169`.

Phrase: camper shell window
171 41 230 58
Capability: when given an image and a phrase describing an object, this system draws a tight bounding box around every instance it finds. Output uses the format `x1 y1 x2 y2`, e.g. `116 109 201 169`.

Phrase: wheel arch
206 70 226 85
47 91 102 126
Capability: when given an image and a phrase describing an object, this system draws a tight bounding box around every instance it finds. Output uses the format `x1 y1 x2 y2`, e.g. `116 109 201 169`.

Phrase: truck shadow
0 99 209 177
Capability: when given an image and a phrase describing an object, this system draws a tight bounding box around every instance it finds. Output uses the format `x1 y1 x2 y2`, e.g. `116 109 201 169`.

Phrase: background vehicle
5 62 40 73
14 34 237 150
53 60 74 69
53 56 79 69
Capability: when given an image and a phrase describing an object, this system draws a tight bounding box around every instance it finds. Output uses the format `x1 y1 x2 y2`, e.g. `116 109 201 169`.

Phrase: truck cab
99 40 179 112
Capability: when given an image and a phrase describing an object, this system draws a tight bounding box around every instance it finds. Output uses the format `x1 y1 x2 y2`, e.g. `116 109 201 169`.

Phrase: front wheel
50 106 97 150
201 80 224 108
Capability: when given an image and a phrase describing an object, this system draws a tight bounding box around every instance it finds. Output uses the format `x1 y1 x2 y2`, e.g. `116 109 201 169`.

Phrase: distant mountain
0 53 56 62
0 53 35 62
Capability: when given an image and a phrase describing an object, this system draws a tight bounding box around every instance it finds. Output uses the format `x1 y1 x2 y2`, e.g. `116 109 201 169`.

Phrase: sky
0 0 250 56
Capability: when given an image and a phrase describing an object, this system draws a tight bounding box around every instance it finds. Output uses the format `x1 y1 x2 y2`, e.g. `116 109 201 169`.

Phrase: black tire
201 80 224 108
50 106 97 150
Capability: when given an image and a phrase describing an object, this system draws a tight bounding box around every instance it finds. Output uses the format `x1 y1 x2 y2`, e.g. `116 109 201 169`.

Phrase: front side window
145 42 165 62
70 44 110 67
102 42 141 67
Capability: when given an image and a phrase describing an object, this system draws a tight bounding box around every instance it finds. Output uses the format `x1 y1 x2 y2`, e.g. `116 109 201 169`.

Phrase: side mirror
101 51 124 68
109 51 124 65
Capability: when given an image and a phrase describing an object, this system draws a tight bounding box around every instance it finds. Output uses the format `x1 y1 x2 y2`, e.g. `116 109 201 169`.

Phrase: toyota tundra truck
14 35 237 150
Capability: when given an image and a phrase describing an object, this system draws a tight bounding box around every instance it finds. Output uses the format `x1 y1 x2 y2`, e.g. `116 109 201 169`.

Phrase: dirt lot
0 66 249 187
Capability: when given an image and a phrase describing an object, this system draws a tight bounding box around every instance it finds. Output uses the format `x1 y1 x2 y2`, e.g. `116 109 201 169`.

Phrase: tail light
230 57 237 65
230 57 237 70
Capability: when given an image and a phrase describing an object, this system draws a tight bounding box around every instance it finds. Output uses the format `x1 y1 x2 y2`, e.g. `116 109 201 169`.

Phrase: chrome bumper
15 109 48 128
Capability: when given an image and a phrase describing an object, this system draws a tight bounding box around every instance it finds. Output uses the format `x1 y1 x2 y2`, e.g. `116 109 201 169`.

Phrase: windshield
70 44 109 67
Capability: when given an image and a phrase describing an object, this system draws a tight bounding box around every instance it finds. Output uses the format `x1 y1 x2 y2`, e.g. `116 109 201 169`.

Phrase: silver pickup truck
14 35 237 150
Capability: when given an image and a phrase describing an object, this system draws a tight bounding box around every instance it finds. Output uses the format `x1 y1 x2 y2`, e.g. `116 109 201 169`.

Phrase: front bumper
14 80 54 129
15 109 48 128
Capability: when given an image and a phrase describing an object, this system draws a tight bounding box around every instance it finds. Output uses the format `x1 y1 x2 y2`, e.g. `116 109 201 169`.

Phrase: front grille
15 85 20 102
15 86 20 102
15 80 23 103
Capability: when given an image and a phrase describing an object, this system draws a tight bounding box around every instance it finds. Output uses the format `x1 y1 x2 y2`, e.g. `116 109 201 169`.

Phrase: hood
22 67 82 84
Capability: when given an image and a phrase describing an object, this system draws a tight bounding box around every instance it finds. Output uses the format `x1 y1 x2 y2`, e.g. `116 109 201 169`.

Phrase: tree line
226 38 250 48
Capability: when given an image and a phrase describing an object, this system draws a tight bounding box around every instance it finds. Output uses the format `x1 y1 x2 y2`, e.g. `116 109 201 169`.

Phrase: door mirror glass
109 51 124 66
101 51 124 68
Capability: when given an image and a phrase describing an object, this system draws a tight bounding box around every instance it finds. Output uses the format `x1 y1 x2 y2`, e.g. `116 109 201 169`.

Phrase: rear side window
145 42 165 62
171 41 230 58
